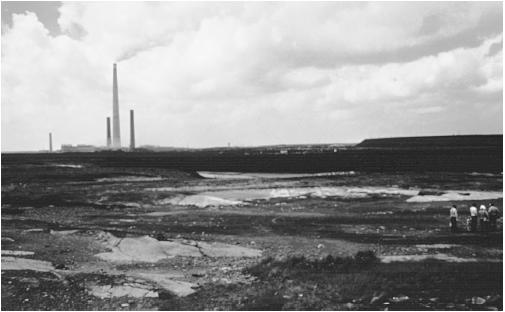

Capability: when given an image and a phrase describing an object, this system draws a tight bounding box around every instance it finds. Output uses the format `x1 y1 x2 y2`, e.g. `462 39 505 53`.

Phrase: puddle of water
50 230 79 235
97 176 165 182
414 244 460 249
1 250 34 256
22 229 44 233
166 195 243 208
145 211 175 217
51 164 83 168
407 190 503 202
467 172 502 177
197 171 356 180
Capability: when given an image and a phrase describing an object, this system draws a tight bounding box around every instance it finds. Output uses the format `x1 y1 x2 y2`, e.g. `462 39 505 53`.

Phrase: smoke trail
115 37 172 62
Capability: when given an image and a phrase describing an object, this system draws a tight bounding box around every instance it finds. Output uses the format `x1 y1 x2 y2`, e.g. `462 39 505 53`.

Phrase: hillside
357 135 502 148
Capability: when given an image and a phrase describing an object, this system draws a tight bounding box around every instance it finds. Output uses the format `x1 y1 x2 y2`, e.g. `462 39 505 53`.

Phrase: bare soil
1 161 502 310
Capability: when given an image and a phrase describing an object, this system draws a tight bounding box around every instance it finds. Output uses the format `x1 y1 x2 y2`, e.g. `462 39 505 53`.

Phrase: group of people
449 203 501 233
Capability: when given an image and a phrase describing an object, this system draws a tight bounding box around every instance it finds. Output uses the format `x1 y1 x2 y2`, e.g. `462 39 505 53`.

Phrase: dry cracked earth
1 162 503 310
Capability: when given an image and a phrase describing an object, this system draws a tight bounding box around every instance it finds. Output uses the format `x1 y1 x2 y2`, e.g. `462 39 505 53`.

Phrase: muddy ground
1 162 503 310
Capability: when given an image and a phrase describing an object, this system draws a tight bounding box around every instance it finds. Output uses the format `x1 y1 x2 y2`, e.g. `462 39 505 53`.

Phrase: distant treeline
357 134 502 149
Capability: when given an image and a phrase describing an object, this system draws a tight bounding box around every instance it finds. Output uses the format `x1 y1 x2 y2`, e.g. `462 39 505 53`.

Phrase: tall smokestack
106 117 111 148
130 109 135 150
49 132 53 153
112 63 121 148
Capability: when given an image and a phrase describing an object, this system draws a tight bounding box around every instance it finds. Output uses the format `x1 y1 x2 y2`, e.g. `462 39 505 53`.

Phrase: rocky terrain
1 161 502 310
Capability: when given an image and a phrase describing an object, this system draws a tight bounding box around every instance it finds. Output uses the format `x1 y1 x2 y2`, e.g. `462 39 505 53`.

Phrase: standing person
488 203 500 232
449 205 458 233
478 205 489 232
469 203 478 232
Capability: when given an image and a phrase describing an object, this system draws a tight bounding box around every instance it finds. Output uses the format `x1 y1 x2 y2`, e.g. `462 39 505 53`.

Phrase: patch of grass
247 250 379 278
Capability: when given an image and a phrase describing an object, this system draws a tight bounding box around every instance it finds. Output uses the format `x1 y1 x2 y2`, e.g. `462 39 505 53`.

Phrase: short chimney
106 117 111 148
129 109 135 150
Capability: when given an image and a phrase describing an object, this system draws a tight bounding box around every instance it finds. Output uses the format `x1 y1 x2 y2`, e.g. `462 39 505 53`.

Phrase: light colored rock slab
94 233 262 263
2 256 54 271
1 250 35 256
407 190 502 202
381 254 502 263
50 229 79 235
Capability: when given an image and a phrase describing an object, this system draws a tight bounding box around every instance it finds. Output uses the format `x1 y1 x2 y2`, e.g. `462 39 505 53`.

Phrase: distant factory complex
58 63 135 153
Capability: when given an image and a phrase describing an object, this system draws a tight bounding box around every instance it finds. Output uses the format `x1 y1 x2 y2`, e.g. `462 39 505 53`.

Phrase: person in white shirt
449 205 458 233
469 203 478 232
478 205 489 232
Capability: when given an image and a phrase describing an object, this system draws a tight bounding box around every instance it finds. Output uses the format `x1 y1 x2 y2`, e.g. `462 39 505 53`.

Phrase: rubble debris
88 283 158 298
407 190 502 202
134 273 197 297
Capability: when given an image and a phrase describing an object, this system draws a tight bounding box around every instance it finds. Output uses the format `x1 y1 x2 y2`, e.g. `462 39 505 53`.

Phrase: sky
1 1 503 151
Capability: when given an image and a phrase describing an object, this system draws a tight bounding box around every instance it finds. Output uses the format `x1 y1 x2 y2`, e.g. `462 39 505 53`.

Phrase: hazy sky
1 1 503 151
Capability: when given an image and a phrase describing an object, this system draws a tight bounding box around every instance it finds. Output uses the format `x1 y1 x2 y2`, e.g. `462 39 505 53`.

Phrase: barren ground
1 162 502 310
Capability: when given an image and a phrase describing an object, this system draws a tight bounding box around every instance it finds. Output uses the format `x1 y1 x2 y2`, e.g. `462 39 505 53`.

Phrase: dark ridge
357 134 502 148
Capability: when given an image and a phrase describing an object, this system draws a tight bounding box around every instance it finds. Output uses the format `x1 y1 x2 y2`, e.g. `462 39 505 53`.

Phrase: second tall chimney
112 63 121 148
49 132 53 153
130 109 135 150
106 117 111 147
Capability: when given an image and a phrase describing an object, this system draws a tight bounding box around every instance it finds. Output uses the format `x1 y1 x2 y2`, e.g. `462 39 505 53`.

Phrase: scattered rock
18 277 40 287
345 302 355 309
486 295 501 305
88 284 158 298
191 271 206 278
370 291 387 305
390 295 409 303
197 241 262 258
133 273 197 297
54 263 68 270
472 296 486 305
